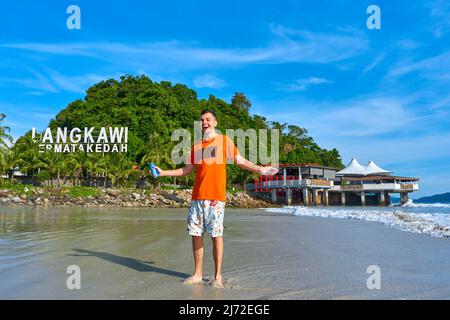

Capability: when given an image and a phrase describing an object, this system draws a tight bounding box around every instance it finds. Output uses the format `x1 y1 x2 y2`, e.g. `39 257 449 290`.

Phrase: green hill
5 74 344 187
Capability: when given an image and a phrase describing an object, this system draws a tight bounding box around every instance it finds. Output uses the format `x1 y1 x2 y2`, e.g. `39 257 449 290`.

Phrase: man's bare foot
183 275 203 285
210 277 224 288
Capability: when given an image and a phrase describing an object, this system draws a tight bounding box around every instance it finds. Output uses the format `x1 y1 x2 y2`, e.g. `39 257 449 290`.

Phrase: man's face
200 113 217 134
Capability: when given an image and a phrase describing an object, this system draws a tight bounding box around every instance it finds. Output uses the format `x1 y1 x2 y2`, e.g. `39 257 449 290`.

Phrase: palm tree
139 132 175 189
0 147 7 175
41 151 64 187
15 133 44 184
98 154 111 188
65 153 83 186
0 114 13 148
89 153 108 187
107 153 133 187
58 153 75 187
3 147 20 182
0 114 13 182
82 153 98 187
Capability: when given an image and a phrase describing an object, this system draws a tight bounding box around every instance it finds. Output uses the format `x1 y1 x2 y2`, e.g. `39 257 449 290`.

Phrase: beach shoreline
1 207 449 299
0 187 276 209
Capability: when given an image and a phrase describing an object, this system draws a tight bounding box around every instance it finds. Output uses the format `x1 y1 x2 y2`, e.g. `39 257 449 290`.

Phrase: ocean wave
400 199 450 208
265 206 450 238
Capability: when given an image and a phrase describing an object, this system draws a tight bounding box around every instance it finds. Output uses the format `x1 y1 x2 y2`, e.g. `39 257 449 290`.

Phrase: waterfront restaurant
332 158 419 206
247 158 419 206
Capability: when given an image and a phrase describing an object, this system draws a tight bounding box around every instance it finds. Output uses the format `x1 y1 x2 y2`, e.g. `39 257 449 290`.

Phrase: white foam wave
401 199 450 208
265 206 450 238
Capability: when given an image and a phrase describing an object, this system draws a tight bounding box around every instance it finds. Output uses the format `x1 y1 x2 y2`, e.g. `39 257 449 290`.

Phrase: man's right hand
151 166 164 177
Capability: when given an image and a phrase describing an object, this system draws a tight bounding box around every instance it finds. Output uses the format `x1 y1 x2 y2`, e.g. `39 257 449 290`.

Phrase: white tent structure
365 160 391 175
336 158 366 176
336 158 392 176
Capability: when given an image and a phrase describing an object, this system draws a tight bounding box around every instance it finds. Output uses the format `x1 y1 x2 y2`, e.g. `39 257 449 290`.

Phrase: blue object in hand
149 163 159 177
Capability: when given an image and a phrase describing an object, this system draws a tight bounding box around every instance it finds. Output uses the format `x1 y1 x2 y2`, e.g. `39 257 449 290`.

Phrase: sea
265 200 450 238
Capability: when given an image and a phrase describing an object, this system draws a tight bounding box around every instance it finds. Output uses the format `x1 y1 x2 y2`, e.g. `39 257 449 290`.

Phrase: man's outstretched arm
153 163 195 177
235 154 278 175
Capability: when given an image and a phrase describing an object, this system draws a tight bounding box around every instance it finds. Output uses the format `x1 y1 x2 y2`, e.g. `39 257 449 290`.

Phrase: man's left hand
260 166 279 176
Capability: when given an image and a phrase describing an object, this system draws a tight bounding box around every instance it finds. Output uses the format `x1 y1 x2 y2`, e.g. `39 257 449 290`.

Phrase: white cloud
362 53 386 74
412 171 450 197
387 51 450 81
266 96 416 137
0 67 121 94
193 74 227 89
336 132 450 167
25 91 46 96
429 0 450 38
0 25 368 71
428 96 450 110
0 101 58 141
0 68 58 93
276 77 332 91
395 39 421 50
46 70 115 93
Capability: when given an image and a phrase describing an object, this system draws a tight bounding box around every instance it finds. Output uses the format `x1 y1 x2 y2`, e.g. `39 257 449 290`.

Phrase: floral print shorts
187 200 226 237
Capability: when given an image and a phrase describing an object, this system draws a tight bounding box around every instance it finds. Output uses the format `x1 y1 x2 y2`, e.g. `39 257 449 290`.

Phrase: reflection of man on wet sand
153 110 278 288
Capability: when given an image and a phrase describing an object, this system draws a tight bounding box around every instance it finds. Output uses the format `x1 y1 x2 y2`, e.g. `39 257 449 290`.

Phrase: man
153 110 278 288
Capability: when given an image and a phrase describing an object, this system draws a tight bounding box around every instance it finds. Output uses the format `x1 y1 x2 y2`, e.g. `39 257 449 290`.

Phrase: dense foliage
0 75 343 188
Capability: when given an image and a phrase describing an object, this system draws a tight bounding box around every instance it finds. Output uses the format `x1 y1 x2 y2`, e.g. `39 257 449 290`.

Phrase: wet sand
0 207 449 299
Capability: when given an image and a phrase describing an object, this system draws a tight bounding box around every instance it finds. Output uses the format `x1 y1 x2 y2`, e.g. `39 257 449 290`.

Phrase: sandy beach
1 207 449 299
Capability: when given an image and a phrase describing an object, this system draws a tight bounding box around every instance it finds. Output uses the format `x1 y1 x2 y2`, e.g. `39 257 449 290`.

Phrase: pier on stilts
247 159 419 206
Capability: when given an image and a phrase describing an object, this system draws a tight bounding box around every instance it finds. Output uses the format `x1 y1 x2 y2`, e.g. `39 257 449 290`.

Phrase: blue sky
1 0 450 197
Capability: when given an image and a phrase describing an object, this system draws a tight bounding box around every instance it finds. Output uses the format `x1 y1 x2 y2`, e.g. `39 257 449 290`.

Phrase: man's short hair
200 109 218 120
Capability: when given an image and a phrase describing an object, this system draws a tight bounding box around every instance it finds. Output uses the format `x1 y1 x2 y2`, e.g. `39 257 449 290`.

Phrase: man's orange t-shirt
189 134 239 201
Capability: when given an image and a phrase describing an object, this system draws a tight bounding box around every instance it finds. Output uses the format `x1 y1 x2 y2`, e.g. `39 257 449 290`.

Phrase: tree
0 147 9 179
231 92 251 111
139 132 175 189
15 133 43 184
3 147 20 182
0 113 13 148
8 75 343 187
40 151 63 187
